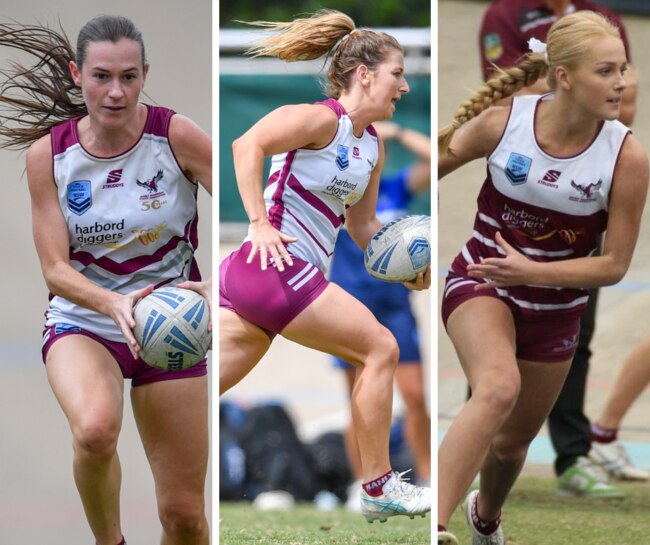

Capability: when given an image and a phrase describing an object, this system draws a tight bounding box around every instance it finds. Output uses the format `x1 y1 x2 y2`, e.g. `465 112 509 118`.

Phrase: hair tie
528 37 549 64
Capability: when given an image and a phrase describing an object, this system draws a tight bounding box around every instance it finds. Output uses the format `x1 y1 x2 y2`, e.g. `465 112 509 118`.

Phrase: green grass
219 502 431 545
448 476 650 545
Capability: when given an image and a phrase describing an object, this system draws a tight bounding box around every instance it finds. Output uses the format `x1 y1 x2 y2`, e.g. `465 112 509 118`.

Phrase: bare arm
169 114 212 195
232 103 338 270
168 114 213 328
467 135 649 289
439 105 510 179
26 137 152 356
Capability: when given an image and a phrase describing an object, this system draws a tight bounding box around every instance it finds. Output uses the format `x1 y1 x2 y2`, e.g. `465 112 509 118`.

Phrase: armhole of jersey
307 100 342 151
164 111 198 186
608 129 632 201
487 99 517 162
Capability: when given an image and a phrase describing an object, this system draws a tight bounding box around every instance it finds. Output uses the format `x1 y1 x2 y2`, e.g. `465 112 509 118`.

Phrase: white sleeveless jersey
46 105 202 342
448 94 630 316
249 98 379 273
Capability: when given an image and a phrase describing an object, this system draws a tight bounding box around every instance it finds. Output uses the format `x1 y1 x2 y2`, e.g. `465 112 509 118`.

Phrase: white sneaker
463 490 504 545
360 470 431 523
438 530 459 545
590 442 650 481
345 479 362 513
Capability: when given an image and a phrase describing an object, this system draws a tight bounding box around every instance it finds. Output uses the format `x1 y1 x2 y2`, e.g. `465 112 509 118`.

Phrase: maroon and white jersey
249 98 379 274
479 0 631 81
46 105 201 342
448 94 630 317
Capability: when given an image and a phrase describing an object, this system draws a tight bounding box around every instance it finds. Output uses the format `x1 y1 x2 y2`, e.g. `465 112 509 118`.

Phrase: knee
368 328 399 373
72 417 120 460
159 498 207 538
471 371 521 418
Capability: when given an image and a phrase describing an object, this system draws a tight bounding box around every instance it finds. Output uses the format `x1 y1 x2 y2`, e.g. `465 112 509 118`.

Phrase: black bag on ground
238 403 321 501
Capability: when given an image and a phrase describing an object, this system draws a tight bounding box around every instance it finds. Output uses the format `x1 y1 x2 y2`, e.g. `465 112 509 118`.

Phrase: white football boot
589 442 650 481
360 470 431 523
464 490 505 545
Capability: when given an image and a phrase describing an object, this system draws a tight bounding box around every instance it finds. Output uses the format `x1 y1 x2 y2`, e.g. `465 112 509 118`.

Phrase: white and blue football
133 286 211 370
364 215 431 282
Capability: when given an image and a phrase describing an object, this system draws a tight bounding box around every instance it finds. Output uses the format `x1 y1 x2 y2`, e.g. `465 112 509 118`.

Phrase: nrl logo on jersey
569 179 602 203
137 168 167 200
335 145 350 171
67 180 92 216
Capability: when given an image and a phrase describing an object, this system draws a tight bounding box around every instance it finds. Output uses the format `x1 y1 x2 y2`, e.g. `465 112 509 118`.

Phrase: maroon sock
591 423 618 443
97 538 125 545
438 524 448 532
362 469 393 497
471 494 501 536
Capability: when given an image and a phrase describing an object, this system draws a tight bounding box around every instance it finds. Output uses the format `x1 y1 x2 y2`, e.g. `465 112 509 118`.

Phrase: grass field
218 502 431 545
448 476 650 544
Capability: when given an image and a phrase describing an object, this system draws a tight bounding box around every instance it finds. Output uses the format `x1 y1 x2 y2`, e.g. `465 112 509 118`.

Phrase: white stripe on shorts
292 266 319 291
287 262 315 287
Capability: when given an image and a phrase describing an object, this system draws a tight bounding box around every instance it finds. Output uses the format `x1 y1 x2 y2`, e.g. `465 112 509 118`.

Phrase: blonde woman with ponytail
437 11 648 545
219 10 430 522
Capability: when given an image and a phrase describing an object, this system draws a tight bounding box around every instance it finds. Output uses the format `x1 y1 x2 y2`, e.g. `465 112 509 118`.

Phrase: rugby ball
133 286 211 370
364 215 431 282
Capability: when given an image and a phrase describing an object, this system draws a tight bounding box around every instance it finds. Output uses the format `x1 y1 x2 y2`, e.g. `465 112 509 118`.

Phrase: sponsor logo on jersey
483 32 503 62
537 169 561 188
105 224 167 250
504 152 532 185
137 168 167 200
102 168 124 189
570 179 602 203
335 144 350 170
353 146 361 159
517 227 584 245
74 219 126 247
67 180 92 215
325 175 362 204
501 203 548 235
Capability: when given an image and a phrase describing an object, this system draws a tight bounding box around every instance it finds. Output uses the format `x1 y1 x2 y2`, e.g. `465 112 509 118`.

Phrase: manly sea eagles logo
570 179 602 202
335 144 350 171
137 169 164 193
67 180 92 216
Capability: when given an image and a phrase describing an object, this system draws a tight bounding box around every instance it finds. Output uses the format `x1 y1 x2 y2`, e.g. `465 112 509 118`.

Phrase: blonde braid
439 54 547 155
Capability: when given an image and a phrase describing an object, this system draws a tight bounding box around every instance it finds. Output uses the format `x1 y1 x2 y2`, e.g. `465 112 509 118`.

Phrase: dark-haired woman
0 16 211 545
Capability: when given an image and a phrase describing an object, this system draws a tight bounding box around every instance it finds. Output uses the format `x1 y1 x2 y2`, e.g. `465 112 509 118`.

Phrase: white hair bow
528 37 549 63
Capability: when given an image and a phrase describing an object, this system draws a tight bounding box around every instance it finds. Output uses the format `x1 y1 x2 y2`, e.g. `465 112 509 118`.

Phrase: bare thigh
46 334 125 432
281 282 395 363
131 376 209 507
219 308 272 395
446 296 518 390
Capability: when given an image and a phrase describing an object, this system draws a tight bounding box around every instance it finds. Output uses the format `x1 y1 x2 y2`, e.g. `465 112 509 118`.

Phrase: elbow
602 262 629 286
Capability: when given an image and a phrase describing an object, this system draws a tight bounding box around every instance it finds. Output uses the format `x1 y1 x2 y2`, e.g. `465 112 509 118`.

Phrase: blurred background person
329 121 431 512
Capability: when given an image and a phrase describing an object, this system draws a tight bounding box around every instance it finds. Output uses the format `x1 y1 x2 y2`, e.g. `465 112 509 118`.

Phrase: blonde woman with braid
437 11 648 545
219 10 431 522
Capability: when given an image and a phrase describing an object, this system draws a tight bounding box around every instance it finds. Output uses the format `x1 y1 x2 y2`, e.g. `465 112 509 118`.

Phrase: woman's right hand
247 219 297 271
107 284 154 359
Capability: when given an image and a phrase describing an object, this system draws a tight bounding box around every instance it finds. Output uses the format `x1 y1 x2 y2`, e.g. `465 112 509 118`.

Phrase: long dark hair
0 15 146 150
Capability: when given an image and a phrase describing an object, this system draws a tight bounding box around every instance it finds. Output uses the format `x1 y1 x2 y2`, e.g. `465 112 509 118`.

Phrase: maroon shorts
219 242 329 338
42 324 208 387
441 272 581 363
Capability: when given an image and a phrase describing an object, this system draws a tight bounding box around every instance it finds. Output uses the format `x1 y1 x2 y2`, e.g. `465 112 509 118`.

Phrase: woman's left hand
467 232 534 290
177 278 213 335
403 265 431 291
